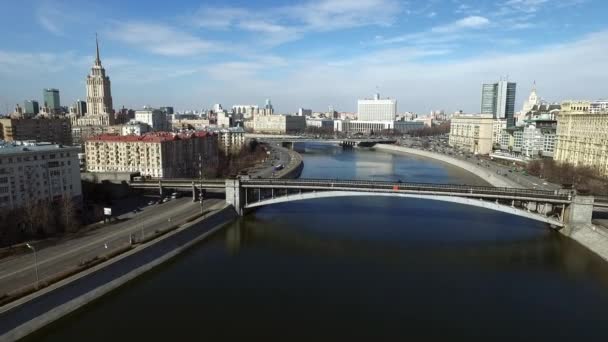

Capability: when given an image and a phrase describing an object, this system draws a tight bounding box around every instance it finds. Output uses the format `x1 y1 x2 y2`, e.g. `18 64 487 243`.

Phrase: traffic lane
0 199 201 292
0 197 191 270
0 199 224 295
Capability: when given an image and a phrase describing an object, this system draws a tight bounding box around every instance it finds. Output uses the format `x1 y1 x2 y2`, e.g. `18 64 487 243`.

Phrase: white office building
135 108 168 131
298 108 312 117
0 141 82 210
122 121 151 136
357 93 397 121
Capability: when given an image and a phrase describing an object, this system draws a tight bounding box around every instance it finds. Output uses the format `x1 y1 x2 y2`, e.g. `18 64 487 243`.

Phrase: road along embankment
375 144 608 263
374 144 521 188
0 204 237 341
273 146 304 179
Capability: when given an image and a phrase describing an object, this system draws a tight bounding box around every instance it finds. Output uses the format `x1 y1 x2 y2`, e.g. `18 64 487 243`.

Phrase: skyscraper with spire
83 34 114 124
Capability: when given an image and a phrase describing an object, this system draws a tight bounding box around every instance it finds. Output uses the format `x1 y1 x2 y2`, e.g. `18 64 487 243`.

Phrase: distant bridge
244 133 396 147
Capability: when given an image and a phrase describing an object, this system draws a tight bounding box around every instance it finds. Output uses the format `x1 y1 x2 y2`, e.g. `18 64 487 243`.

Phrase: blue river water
28 143 608 341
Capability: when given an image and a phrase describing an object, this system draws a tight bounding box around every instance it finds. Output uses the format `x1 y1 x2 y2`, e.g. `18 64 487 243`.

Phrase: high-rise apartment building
0 141 82 210
23 100 39 116
43 89 61 112
554 100 608 176
481 80 516 127
357 93 397 121
85 132 218 178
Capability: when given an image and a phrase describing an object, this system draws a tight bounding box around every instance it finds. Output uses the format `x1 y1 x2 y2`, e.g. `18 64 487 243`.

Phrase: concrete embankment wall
375 145 608 262
274 146 304 179
569 225 608 262
0 205 237 341
374 144 521 188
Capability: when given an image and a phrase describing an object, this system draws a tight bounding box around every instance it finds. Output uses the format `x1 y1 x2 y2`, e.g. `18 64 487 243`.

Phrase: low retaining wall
374 144 521 188
274 146 304 179
0 205 237 341
375 145 608 262
568 225 608 262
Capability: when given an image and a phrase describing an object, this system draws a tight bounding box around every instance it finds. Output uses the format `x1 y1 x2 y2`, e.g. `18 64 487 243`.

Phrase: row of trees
0 197 80 247
215 140 269 178
526 159 608 196
408 121 451 137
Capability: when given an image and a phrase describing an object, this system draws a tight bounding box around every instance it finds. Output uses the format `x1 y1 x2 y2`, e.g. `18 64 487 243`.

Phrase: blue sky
1 0 607 114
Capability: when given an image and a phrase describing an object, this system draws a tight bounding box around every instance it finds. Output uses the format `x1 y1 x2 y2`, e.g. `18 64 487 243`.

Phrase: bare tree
60 196 79 233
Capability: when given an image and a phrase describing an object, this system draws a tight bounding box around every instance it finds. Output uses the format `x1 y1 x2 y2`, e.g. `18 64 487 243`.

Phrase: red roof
87 131 214 143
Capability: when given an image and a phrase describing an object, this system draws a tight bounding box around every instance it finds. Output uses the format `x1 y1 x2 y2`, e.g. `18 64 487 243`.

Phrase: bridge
244 133 396 147
129 177 597 230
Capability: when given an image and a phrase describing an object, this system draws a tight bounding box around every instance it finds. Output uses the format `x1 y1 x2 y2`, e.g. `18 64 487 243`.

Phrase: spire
95 33 101 66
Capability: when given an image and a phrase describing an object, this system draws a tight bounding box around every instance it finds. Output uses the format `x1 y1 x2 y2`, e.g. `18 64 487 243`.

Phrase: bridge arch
244 191 564 227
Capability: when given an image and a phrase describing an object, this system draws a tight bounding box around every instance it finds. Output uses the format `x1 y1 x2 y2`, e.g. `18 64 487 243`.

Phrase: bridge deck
241 178 571 202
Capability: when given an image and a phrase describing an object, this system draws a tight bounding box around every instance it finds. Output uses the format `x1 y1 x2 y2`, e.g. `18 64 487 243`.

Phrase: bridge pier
158 180 164 198
192 181 196 202
562 195 594 235
225 179 245 215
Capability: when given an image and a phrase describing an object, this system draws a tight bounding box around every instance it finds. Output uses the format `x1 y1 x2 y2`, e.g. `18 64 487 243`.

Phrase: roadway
0 197 224 296
397 136 562 192
246 143 291 178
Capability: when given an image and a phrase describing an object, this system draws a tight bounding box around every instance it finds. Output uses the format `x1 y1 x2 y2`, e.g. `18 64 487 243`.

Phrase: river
27 143 608 341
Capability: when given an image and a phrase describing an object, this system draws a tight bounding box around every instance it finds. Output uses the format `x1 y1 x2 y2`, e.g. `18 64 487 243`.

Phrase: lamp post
26 243 39 288
199 153 205 214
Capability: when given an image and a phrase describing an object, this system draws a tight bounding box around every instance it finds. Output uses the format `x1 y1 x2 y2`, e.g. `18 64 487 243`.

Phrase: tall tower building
480 79 516 127
24 100 40 116
522 81 540 113
86 35 113 118
43 89 61 112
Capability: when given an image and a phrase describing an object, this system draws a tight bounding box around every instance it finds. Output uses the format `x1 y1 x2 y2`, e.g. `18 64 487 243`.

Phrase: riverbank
373 144 522 188
273 145 304 179
374 143 608 263
0 203 237 341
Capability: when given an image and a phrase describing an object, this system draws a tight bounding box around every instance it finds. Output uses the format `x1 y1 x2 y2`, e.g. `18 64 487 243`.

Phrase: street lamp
26 243 39 288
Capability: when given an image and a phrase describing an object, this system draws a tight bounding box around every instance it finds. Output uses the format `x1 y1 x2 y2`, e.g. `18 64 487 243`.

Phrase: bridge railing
242 178 571 200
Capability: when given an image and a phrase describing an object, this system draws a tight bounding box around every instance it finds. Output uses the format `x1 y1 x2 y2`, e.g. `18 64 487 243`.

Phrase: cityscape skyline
1 0 608 113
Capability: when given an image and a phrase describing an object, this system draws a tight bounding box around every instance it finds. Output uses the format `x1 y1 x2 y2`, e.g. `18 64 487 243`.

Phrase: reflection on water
30 143 608 341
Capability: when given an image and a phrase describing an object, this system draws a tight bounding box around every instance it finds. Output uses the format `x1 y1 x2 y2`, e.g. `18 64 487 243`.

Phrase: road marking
0 200 211 282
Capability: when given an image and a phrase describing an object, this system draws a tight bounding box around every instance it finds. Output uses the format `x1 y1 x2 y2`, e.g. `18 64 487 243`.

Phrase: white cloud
373 16 490 46
191 30 608 113
503 0 549 13
192 0 402 45
107 22 216 56
432 16 490 33
36 0 77 36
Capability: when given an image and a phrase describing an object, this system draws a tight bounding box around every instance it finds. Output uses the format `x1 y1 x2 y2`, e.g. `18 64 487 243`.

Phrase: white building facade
135 108 167 131
357 93 397 121
0 141 82 210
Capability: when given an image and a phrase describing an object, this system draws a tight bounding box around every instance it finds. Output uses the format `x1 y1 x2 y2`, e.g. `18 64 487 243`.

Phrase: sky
1 0 607 114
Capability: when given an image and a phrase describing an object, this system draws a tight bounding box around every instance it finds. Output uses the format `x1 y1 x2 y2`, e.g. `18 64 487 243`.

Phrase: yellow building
449 114 494 155
85 132 218 178
554 101 608 176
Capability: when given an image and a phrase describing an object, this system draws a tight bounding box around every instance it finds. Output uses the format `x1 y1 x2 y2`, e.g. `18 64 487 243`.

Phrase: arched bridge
129 177 597 229
226 178 595 229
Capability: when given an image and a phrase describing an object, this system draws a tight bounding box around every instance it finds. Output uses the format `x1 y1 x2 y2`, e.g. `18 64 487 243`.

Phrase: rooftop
87 131 214 143
0 140 78 155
